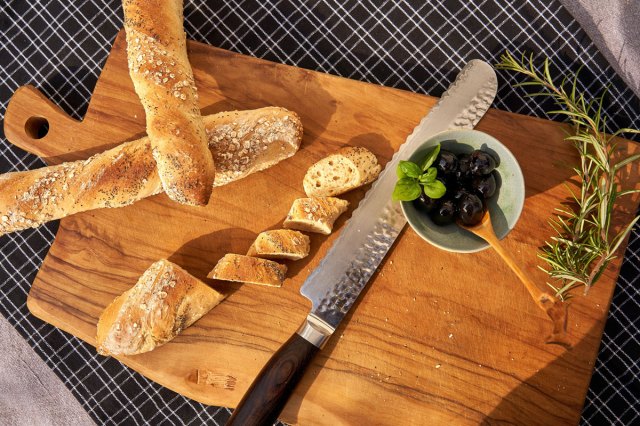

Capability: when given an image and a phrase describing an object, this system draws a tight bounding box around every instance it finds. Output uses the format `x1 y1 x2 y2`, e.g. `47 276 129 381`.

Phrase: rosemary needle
495 51 640 301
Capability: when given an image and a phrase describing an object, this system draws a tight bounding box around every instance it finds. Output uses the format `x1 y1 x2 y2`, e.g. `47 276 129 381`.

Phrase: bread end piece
283 197 349 235
246 229 310 260
96 259 224 356
303 146 381 197
208 254 287 287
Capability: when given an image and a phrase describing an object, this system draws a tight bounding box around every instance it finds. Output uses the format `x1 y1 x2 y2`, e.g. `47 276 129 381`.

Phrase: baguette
123 0 215 206
0 107 302 237
247 229 310 260
303 146 381 197
208 254 287 287
283 197 349 235
96 259 224 356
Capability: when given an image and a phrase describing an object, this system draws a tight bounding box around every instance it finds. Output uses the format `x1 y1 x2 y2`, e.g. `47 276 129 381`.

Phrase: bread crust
123 0 215 205
283 197 349 235
303 146 381 197
0 107 302 236
208 254 287 287
96 259 224 356
246 229 310 260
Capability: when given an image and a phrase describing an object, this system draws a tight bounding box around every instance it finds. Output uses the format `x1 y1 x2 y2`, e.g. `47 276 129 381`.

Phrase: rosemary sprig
495 51 640 301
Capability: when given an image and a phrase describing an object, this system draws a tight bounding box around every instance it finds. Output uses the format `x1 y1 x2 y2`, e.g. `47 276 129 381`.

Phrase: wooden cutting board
4 30 640 425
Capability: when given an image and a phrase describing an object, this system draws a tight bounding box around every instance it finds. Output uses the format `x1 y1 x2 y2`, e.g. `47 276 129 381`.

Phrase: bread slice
283 197 349 235
247 229 310 260
96 259 224 356
303 146 381 197
208 254 287 287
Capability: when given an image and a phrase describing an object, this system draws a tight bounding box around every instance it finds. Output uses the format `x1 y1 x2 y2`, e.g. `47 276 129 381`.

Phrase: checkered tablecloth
1 1 638 425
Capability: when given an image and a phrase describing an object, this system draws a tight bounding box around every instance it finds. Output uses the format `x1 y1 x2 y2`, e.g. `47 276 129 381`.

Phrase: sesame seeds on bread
208 254 288 287
303 146 381 197
0 107 302 237
123 0 215 206
283 197 349 235
247 229 311 261
96 259 225 356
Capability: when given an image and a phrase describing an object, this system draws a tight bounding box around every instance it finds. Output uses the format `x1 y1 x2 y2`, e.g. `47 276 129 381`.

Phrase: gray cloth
0 316 94 426
561 0 640 98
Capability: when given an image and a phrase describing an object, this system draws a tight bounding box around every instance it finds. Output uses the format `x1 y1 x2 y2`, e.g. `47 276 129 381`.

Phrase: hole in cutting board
25 116 49 139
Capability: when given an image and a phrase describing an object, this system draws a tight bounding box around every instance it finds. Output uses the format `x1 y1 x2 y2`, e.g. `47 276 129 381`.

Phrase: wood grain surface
4 30 640 425
228 332 320 426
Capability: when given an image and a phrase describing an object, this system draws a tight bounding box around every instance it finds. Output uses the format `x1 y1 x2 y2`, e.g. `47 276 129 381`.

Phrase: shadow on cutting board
168 226 255 280
481 321 602 426
200 55 338 153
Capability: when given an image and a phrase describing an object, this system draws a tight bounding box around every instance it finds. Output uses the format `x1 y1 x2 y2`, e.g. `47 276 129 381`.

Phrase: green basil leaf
420 144 441 171
396 165 406 178
392 177 422 201
422 179 446 199
419 167 437 183
398 161 422 179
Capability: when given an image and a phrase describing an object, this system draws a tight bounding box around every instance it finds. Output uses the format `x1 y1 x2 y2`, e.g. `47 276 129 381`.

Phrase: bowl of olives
397 129 525 253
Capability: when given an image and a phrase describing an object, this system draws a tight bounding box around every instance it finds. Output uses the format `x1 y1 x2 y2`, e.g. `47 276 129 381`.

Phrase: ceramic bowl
400 129 525 253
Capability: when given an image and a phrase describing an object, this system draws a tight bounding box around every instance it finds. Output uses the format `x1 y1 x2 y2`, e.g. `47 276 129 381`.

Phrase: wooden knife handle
226 332 320 426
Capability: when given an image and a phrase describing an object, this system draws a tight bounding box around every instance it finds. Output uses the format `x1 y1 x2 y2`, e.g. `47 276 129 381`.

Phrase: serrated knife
227 60 498 426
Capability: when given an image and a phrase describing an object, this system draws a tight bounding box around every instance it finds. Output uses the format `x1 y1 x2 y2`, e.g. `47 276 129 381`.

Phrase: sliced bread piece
208 254 287 287
96 259 225 356
283 197 349 235
303 146 381 197
247 229 311 260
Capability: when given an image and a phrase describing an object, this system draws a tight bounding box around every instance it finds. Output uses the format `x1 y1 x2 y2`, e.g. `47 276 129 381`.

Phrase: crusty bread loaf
123 0 215 206
247 229 310 260
96 259 224 356
0 107 302 236
283 197 349 235
208 254 287 287
303 147 381 197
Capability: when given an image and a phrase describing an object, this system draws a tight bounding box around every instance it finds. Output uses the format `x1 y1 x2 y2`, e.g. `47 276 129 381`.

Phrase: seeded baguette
123 0 215 206
208 254 287 287
303 146 381 197
0 107 302 236
96 259 224 356
247 229 310 260
283 197 349 235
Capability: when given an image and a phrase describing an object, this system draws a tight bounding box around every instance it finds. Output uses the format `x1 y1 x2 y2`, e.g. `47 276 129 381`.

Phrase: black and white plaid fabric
1 1 638 424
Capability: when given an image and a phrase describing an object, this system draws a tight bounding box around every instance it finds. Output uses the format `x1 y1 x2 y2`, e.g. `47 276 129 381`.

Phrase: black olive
435 176 456 195
457 193 486 226
452 187 472 201
471 171 497 198
430 198 457 226
413 189 438 214
435 150 458 176
455 153 472 183
469 150 497 175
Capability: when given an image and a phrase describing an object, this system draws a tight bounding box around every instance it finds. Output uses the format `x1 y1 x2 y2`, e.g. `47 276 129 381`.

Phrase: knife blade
227 59 498 426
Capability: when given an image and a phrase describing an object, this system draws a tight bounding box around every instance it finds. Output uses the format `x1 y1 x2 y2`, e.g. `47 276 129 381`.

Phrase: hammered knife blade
227 60 498 426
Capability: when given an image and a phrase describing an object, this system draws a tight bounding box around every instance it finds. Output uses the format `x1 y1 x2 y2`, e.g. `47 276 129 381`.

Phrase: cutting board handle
226 332 319 426
4 85 83 164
